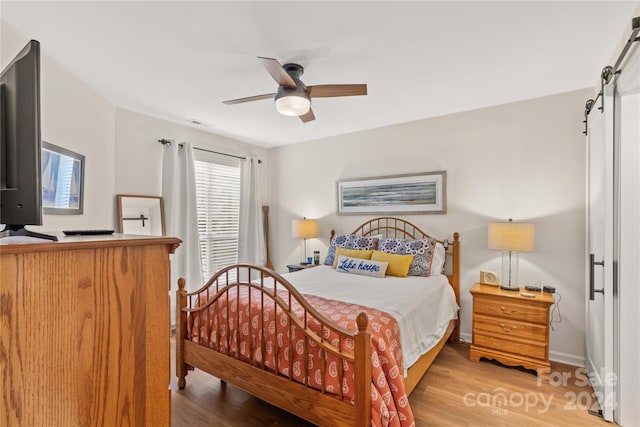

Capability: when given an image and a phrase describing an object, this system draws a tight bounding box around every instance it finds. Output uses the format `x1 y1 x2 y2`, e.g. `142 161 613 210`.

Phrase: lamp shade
488 222 535 252
292 218 318 239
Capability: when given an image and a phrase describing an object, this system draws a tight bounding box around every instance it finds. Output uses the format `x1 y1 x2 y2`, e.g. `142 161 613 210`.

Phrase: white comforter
281 265 459 375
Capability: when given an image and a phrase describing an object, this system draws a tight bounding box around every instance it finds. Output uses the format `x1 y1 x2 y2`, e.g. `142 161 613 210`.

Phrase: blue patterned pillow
378 237 440 276
324 234 380 266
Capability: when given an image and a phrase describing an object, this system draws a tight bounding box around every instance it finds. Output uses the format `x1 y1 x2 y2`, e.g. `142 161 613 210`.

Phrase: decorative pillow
324 234 380 266
335 255 388 278
332 247 374 268
371 251 414 277
378 237 442 276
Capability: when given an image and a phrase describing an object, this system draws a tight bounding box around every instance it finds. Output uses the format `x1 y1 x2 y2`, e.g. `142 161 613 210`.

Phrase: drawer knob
500 323 517 332
500 306 518 315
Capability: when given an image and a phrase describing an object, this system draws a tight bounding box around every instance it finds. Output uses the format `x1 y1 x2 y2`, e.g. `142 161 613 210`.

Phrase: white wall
269 89 590 365
2 24 115 231
114 108 269 202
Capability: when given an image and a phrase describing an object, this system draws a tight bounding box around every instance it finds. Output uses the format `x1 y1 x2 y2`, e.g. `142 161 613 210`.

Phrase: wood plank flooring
171 339 611 426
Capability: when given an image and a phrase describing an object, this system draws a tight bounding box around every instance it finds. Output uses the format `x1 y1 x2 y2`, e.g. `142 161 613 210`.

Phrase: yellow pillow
332 248 374 268
371 251 414 277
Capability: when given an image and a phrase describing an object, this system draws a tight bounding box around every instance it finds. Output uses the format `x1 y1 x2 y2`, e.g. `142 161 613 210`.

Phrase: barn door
585 85 615 422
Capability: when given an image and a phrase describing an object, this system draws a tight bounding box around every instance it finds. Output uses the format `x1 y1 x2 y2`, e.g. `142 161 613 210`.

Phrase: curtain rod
583 16 640 135
158 139 262 163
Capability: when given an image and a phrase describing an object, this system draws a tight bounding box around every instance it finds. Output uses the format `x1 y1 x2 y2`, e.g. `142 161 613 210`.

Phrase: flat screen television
0 40 56 241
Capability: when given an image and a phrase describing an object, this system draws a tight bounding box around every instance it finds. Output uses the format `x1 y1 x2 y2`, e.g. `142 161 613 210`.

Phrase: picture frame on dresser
116 194 166 236
336 171 446 215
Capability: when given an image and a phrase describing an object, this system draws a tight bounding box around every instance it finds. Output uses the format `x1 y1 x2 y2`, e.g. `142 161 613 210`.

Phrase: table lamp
488 219 535 291
292 218 318 264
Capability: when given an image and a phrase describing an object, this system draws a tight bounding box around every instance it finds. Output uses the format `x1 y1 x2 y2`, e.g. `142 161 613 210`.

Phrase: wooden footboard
176 265 372 427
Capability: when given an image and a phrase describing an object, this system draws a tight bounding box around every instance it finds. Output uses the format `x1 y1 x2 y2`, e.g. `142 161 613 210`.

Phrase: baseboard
457 332 584 367
549 350 585 367
459 332 472 344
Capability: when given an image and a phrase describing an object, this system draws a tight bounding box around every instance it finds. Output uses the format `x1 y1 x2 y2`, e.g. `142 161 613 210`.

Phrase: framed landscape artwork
336 171 446 215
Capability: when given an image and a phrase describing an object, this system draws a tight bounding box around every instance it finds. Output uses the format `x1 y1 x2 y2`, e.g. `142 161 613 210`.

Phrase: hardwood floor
171 339 610 426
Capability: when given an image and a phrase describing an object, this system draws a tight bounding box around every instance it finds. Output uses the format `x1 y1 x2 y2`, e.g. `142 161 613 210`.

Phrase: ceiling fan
223 57 367 123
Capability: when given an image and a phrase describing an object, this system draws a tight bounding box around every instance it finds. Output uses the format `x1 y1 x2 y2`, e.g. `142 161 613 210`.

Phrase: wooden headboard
330 217 460 341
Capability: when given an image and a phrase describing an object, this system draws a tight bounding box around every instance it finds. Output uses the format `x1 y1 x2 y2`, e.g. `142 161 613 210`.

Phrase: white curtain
162 141 203 302
238 156 266 266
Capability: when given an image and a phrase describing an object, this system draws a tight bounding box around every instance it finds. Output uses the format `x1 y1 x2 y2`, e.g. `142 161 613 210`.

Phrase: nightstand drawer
474 332 547 360
474 297 548 324
473 313 548 342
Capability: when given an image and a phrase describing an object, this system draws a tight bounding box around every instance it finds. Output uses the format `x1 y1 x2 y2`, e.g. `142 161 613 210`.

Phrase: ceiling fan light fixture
222 57 367 124
275 90 310 116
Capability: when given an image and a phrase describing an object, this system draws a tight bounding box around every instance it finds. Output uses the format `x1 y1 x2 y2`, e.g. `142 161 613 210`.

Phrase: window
193 152 241 280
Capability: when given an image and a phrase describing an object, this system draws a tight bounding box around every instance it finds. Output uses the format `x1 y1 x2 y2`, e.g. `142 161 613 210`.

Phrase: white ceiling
2 1 638 148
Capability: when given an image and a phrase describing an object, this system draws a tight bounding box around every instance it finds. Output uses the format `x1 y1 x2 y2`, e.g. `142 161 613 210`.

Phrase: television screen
0 40 56 241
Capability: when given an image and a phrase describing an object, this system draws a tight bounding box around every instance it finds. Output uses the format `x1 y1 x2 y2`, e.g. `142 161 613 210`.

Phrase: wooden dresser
0 234 180 426
469 283 554 375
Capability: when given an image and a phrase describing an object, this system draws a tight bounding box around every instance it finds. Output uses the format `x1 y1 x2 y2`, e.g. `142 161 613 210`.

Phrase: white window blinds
193 151 241 280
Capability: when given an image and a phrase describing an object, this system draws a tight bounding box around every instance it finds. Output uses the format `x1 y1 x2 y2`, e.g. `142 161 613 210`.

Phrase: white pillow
335 255 388 278
430 242 446 275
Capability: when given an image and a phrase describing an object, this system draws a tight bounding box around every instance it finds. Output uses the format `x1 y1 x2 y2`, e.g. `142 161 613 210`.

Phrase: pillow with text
335 255 388 278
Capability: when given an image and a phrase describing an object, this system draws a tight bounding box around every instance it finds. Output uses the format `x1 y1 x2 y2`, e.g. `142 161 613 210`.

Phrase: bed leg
452 318 461 343
452 233 460 343
176 277 188 390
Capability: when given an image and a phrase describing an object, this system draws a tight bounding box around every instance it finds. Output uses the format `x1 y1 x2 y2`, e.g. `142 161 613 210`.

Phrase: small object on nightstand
286 263 319 273
525 285 542 292
313 250 320 265
520 291 536 298
479 270 499 286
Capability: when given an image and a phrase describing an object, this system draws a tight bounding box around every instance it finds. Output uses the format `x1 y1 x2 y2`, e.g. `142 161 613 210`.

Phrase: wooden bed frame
176 217 460 426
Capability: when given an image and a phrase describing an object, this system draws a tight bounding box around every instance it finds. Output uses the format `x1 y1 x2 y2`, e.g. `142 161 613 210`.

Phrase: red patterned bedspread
189 286 414 426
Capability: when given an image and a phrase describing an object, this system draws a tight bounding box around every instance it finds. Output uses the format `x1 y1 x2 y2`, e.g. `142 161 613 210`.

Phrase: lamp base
500 285 520 291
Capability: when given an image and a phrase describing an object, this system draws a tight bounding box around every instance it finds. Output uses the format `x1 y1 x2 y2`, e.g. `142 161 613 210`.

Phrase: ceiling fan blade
258 57 297 89
222 93 275 105
299 108 315 123
307 84 367 98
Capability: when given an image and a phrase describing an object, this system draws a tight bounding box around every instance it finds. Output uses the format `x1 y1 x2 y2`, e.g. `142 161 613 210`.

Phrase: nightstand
286 263 319 273
469 282 554 375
